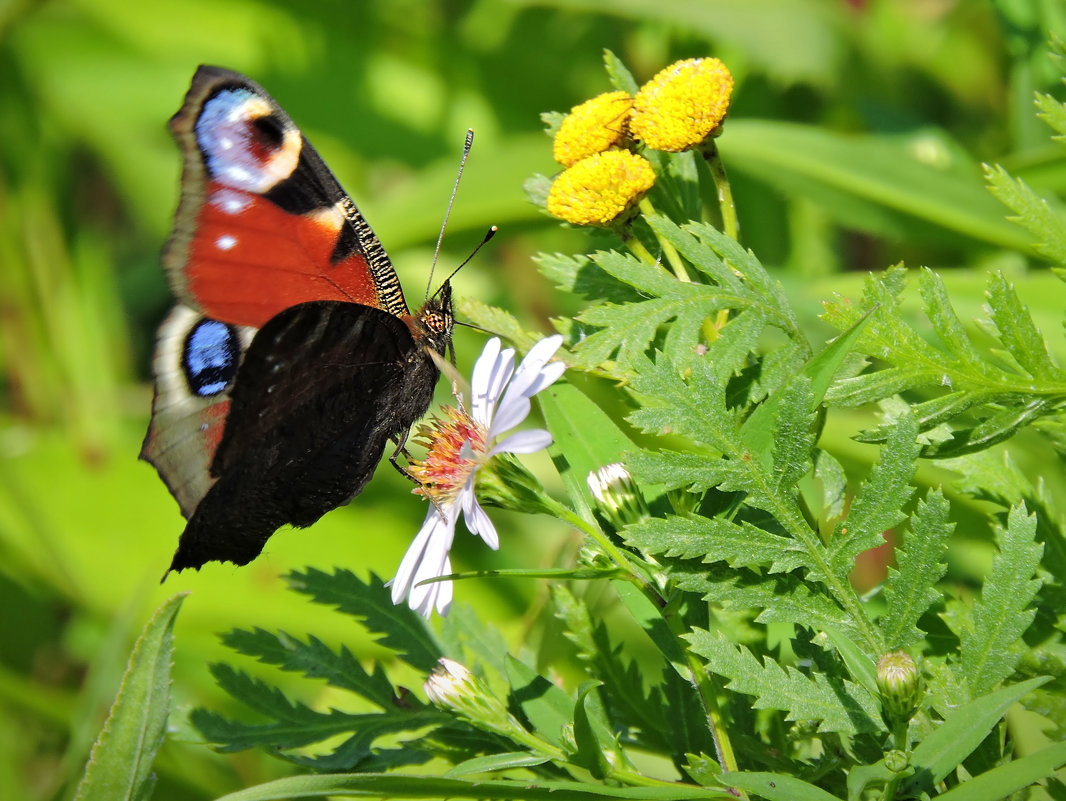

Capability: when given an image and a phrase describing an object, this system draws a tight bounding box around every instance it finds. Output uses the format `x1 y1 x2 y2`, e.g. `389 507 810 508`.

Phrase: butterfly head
417 281 454 356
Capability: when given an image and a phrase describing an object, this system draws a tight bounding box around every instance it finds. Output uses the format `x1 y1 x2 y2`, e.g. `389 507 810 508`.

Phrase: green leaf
505 656 574 749
900 676 1050 796
444 752 551 777
603 48 639 95
961 504 1044 696
686 630 881 735
821 411 919 585
74 593 185 801
823 267 1066 456
985 271 1066 381
1036 89 1066 139
880 489 953 649
984 163 1066 266
220 627 399 709
571 682 610 779
723 119 1035 251
679 568 859 642
286 569 442 672
719 771 845 801
457 297 544 351
934 739 1066 801
622 515 803 574
740 305 871 474
211 772 735 800
539 381 640 526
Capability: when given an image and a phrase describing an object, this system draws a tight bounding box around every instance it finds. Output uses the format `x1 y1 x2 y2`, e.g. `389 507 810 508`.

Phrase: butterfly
141 66 455 574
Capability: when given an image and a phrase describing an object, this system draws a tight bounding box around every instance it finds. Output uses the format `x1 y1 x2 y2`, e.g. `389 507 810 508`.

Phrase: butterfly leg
388 432 451 519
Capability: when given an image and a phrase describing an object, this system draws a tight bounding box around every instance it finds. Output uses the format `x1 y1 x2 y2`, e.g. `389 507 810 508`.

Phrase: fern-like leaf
960 504 1044 697
686 631 882 735
880 489 953 649
286 569 441 672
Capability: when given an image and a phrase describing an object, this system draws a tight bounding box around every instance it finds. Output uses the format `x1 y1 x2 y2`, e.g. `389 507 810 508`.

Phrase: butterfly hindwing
140 305 255 518
168 301 441 571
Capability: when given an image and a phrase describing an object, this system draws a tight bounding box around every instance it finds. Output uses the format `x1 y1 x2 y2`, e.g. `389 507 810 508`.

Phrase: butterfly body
142 66 454 573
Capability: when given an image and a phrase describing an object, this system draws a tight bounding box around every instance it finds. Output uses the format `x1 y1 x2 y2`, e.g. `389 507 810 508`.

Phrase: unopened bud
587 463 650 529
876 651 921 721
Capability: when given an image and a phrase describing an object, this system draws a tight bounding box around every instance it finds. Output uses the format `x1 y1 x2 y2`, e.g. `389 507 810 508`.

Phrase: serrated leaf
1036 90 1066 139
457 298 542 351
536 251 643 303
74 594 185 801
986 271 1066 381
686 631 881 735
985 163 1066 265
220 628 398 709
603 48 639 94
286 569 441 672
881 489 953 648
821 412 919 585
678 567 860 644
961 504 1044 696
622 515 803 574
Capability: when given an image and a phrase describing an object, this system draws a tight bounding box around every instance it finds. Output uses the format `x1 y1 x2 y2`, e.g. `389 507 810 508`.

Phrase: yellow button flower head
546 150 655 227
553 91 633 166
630 58 734 152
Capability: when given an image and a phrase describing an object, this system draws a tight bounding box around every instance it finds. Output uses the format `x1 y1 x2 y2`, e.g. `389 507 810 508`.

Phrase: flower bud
876 651 921 721
587 463 650 529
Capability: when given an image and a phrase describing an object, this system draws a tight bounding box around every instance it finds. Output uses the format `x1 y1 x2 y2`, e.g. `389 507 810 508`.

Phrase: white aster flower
390 335 566 616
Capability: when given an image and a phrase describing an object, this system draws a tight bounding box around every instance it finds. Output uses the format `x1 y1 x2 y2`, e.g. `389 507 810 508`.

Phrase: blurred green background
2 0 1065 798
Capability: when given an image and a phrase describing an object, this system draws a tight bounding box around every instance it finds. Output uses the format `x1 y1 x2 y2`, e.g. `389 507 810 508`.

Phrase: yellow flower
630 58 734 152
553 91 633 166
546 150 655 227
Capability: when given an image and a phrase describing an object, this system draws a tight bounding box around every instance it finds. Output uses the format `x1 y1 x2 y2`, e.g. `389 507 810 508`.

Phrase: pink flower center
409 406 488 503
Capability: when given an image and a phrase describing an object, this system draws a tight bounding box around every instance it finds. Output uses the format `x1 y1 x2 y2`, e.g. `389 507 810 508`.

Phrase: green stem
702 141 738 242
659 592 744 789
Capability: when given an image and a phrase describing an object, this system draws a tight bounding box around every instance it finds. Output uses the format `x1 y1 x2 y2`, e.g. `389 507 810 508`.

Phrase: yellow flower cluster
630 58 733 152
546 57 733 227
546 151 655 227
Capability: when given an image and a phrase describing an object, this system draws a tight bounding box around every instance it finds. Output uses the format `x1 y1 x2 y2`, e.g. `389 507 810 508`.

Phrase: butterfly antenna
432 225 497 300
425 129 475 301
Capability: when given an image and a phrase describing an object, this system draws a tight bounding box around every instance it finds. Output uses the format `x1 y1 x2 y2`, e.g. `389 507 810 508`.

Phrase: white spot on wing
216 235 237 251
210 189 251 215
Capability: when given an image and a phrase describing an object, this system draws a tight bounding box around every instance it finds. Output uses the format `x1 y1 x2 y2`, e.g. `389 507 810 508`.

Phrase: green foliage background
1 1 1064 799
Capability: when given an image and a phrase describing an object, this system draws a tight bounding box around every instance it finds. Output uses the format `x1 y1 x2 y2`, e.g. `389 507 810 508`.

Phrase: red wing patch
163 65 409 328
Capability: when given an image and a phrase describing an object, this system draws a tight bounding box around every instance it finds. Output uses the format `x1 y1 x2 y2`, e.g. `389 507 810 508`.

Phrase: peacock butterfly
141 65 454 574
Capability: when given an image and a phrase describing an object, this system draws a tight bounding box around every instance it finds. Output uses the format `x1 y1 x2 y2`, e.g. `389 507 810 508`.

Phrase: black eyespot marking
251 113 286 151
183 319 241 397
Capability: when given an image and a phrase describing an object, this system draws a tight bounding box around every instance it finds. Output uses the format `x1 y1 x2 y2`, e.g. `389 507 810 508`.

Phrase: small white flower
390 335 566 616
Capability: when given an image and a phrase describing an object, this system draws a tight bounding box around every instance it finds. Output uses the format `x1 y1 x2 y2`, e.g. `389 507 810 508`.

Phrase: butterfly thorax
411 281 454 358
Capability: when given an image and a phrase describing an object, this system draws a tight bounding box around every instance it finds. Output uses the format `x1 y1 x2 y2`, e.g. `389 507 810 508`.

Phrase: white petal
488 394 531 439
391 504 457 611
523 360 567 397
471 340 515 426
492 428 552 455
408 526 455 615
467 498 499 549
391 509 442 604
491 336 564 433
